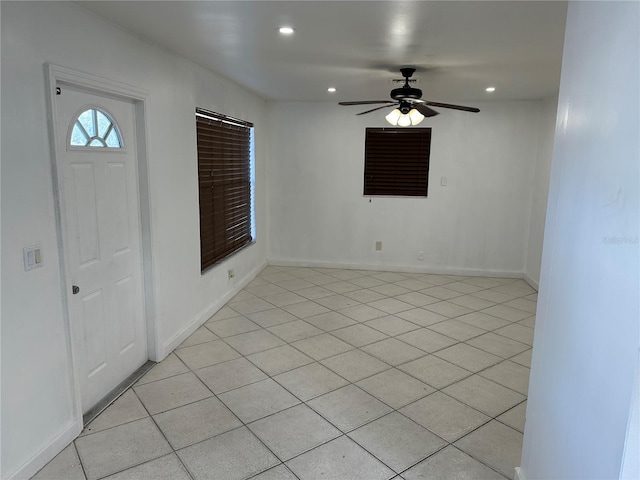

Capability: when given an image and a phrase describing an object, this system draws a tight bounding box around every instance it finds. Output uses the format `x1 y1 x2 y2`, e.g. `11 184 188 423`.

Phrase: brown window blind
196 108 253 271
363 127 431 197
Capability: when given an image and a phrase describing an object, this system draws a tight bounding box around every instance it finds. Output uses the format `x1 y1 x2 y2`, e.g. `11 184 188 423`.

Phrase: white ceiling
78 1 567 103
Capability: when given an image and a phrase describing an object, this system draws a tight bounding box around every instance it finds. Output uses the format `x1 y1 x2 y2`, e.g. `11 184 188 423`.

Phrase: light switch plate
23 245 43 271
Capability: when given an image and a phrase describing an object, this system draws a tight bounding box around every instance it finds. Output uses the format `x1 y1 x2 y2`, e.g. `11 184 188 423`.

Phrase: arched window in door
69 108 123 148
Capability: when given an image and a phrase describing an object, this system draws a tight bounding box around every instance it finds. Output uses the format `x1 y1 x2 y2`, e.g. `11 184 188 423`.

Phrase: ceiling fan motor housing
391 67 422 102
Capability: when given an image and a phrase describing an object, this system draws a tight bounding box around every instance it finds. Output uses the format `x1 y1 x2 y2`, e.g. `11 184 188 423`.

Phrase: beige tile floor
33 266 536 480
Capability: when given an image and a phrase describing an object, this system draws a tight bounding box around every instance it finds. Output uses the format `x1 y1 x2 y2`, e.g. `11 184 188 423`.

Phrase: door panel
55 85 147 413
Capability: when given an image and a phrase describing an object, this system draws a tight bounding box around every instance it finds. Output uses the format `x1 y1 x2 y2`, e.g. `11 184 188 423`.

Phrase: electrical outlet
418 251 425 261
375 241 383 251
228 269 235 279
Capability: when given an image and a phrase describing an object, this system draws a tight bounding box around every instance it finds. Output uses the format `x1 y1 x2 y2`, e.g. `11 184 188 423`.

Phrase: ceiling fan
339 67 480 125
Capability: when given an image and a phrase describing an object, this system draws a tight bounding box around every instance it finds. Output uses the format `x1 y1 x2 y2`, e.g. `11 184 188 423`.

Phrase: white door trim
45 64 158 425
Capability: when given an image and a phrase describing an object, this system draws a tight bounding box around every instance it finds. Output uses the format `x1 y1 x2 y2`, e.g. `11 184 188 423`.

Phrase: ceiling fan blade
356 104 396 115
339 101 394 106
414 103 440 117
423 101 480 113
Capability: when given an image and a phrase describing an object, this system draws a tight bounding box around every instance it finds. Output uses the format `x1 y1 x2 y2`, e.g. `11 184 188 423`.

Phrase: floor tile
518 315 536 328
283 301 331 319
361 338 426 366
481 304 531 322
292 333 353 360
134 372 212 414
315 294 360 310
274 362 349 401
247 344 314 376
343 288 388 303
267 320 323 342
396 328 458 353
305 274 342 286
425 301 473 318
349 412 445 473
478 360 530 395
454 420 523 478
497 401 527 433
494 323 535 346
339 304 387 322
174 340 240 370
403 446 506 480
178 325 218 348
209 306 243 321
247 308 299 328
153 396 242 449
229 298 276 316
230 290 257 302
456 311 510 331
218 378 300 423
462 276 504 288
349 276 388 288
400 392 490 442
262 291 308 307
135 353 189 386
356 368 434 409
433 343 502 372
367 298 414 315
224 329 286 355
394 291 440 307
251 464 298 480
260 272 296 284
249 404 341 460
32 444 85 480
449 294 497 311
365 315 421 336
393 279 433 292
395 308 448 327
471 289 516 304
491 282 536 298
443 375 525 417
275 279 318 291
81 390 148 436
245 283 288 298
420 274 456 286
286 435 394 480
307 385 392 432
331 324 389 347
510 349 532 368
205 316 261 338
321 349 390 382
102 453 190 480
445 281 484 294
305 311 357 331
427 319 486 341
323 281 362 294
466 332 530 358
420 286 462 300
373 272 408 283
177 427 279 480
195 357 268 394
399 355 471 389
75 418 171 480
370 283 411 297
296 285 335 300
504 298 537 314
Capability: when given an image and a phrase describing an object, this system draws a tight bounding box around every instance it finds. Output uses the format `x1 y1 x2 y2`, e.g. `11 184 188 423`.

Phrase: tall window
195 108 254 271
363 127 431 197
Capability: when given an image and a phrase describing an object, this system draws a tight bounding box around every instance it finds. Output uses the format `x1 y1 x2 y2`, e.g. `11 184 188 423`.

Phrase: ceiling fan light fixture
397 114 412 127
386 108 424 126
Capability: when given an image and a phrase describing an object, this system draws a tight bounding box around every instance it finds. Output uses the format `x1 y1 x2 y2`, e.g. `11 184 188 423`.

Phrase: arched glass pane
69 108 122 148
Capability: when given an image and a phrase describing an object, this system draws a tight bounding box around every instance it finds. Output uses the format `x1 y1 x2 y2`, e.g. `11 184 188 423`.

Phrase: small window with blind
195 108 254 272
363 127 431 197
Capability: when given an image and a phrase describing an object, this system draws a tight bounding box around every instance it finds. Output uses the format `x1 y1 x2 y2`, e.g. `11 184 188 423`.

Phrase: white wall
1 2 268 478
267 101 544 276
524 96 558 287
520 2 639 478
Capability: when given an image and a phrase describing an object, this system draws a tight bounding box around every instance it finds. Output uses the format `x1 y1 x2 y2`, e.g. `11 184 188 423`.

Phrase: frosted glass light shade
397 115 411 126
408 109 425 125
385 109 402 125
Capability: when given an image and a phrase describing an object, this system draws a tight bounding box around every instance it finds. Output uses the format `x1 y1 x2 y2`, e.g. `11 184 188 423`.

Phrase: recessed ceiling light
327 87 336 93
486 87 496 92
279 26 295 35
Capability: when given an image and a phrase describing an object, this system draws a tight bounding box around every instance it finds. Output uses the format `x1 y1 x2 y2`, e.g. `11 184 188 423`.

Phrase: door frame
45 64 158 422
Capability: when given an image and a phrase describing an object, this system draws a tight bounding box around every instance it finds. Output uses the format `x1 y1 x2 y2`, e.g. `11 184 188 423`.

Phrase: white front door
55 85 147 413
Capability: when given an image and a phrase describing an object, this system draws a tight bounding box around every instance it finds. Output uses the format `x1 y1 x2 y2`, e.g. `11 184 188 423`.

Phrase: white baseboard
523 273 540 291
514 466 526 480
8 418 82 480
160 260 268 359
269 258 523 279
